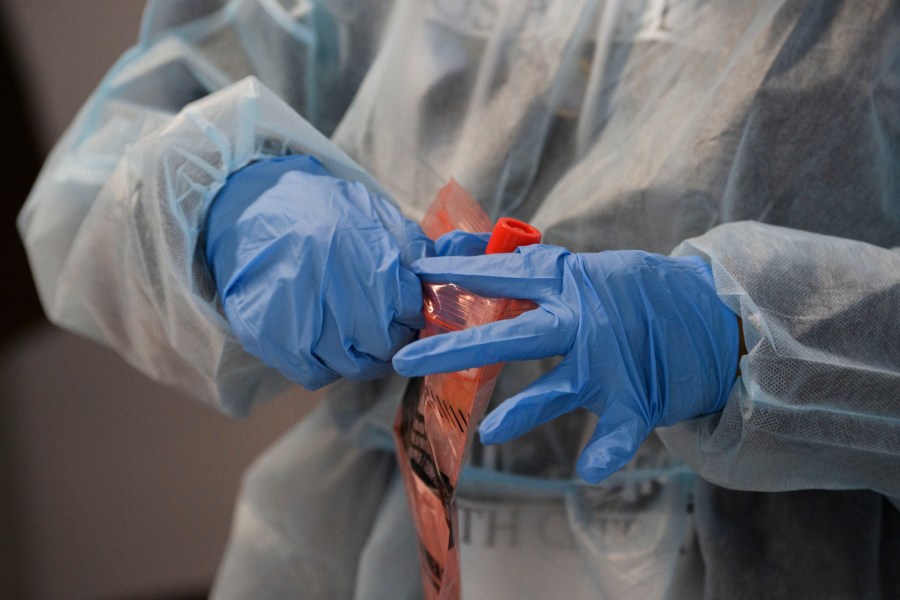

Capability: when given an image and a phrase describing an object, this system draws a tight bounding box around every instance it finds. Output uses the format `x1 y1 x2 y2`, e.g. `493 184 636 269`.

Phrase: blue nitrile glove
434 230 490 257
205 155 434 390
393 241 739 483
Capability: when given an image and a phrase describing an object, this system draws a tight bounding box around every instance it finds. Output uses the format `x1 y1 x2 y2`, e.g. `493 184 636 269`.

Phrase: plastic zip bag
394 180 540 599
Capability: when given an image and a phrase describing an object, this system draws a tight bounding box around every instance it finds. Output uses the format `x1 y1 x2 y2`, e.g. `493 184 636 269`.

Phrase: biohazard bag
394 181 540 599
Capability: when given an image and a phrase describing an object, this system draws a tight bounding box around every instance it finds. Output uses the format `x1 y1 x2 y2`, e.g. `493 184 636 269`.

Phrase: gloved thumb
576 402 650 484
434 230 490 257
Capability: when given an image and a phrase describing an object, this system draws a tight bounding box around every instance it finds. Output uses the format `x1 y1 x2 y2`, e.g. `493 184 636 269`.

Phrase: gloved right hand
204 155 434 390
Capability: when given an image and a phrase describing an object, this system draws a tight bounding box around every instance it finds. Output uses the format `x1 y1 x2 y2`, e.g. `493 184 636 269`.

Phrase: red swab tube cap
485 217 542 254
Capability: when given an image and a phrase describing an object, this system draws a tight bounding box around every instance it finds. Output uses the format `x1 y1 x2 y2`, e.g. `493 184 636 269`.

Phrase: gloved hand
393 240 740 483
205 154 433 390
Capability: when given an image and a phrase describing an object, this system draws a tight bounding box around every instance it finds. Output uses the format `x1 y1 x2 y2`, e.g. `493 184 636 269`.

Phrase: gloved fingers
249 218 420 383
314 251 423 364
322 327 414 382
434 230 490 257
478 356 585 444
313 304 408 381
410 245 569 301
576 402 650 484
392 307 568 377
393 267 428 330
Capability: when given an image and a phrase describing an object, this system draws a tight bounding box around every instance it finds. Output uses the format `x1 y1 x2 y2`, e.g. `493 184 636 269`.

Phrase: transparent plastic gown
18 0 900 598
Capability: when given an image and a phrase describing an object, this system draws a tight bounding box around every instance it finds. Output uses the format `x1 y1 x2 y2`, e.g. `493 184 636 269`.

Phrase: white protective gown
18 1 900 598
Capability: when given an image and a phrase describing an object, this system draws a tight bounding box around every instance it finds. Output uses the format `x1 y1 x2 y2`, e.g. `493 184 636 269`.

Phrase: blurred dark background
0 0 42 337
0 2 318 598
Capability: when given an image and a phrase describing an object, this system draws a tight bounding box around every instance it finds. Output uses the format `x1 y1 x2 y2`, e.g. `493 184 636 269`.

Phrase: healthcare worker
18 0 900 598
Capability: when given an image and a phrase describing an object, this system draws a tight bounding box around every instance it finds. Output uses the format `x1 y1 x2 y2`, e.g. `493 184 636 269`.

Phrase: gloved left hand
205 154 433 390
393 240 739 482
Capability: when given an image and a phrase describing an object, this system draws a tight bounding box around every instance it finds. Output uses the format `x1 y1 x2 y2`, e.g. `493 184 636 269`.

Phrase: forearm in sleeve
658 221 900 498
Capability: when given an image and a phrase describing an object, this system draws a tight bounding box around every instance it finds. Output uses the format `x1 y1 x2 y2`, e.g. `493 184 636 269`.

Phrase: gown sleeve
17 0 393 415
660 223 900 499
